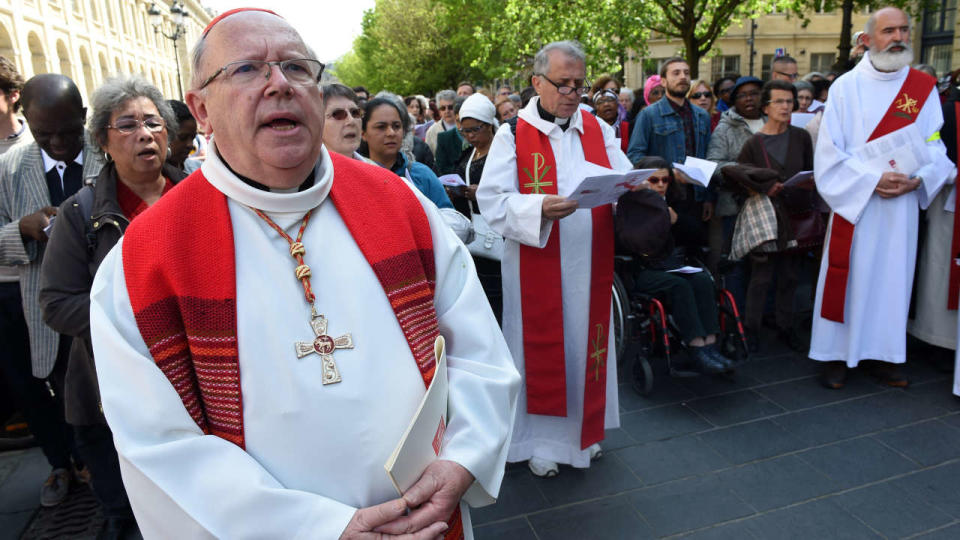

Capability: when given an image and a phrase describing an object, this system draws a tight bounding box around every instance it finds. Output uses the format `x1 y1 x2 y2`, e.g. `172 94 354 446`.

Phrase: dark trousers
475 256 503 326
0 282 74 469
745 252 800 332
633 269 720 344
73 423 132 519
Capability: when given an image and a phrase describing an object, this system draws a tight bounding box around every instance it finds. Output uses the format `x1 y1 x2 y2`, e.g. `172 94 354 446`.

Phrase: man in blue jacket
627 57 713 223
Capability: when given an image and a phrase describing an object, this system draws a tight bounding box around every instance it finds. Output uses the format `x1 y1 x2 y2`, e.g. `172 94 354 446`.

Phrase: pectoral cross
295 309 354 385
590 323 607 382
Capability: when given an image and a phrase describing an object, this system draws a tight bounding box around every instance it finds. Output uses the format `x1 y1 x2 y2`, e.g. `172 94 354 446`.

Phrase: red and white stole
122 153 463 539
515 112 614 449
949 102 960 311
820 68 936 322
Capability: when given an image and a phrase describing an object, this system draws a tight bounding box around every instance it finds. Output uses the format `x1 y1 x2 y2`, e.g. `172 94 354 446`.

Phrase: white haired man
88 8 519 538
478 41 633 477
811 6 955 389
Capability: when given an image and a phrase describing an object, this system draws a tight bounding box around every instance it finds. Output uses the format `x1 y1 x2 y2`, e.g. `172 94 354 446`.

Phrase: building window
810 53 835 74
761 54 774 81
921 0 956 77
711 55 740 82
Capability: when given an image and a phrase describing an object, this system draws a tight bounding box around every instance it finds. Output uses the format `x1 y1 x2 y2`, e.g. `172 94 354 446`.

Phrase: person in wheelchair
617 156 731 374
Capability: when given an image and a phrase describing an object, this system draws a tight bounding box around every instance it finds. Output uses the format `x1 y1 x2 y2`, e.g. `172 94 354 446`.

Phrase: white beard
869 43 913 72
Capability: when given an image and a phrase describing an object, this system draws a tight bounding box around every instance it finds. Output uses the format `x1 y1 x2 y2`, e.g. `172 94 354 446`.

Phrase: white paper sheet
566 165 658 208
783 170 814 188
852 123 925 177
438 174 466 187
666 266 703 274
791 113 816 128
672 156 717 188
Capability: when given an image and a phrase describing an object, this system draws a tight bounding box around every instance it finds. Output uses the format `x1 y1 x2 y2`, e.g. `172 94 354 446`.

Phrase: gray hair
533 41 586 75
435 89 456 103
794 80 815 94
88 75 177 151
914 63 937 79
864 9 912 36
322 83 358 107
801 71 825 82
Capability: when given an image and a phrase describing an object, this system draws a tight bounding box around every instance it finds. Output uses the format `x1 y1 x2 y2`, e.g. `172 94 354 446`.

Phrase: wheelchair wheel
612 273 629 360
631 352 654 396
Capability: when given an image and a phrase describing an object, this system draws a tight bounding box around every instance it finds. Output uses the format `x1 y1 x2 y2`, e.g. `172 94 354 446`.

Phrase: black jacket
39 162 186 425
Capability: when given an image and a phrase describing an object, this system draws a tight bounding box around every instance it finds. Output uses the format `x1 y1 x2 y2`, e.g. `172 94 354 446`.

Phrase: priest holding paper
810 7 955 389
477 41 632 478
88 9 520 539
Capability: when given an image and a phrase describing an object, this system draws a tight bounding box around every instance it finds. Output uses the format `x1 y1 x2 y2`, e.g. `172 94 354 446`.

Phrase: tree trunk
833 0 855 71
685 35 700 79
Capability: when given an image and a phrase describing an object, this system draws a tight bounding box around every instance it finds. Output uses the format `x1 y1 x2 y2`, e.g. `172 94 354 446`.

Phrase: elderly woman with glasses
38 75 187 538
592 88 630 152
725 79 817 354
321 83 369 160
617 156 730 375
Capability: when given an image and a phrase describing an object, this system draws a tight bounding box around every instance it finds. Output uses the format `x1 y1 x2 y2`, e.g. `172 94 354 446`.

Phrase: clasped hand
340 460 474 539
875 172 921 199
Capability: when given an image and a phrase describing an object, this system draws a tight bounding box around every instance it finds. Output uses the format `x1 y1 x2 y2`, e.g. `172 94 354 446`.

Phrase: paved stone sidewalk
473 339 960 539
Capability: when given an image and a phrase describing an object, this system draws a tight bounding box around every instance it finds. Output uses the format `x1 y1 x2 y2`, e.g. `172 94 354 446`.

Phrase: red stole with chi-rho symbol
820 68 936 323
515 112 614 449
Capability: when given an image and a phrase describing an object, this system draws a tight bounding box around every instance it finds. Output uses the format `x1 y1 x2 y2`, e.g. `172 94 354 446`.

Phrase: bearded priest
88 9 520 539
810 6 955 390
477 41 633 478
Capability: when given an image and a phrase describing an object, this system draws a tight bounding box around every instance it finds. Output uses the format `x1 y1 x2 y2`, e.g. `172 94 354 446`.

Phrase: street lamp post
148 1 190 100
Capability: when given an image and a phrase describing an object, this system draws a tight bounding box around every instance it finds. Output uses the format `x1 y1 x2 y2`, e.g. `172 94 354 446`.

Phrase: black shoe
97 517 134 540
778 328 807 352
707 344 735 371
820 361 848 389
690 346 727 375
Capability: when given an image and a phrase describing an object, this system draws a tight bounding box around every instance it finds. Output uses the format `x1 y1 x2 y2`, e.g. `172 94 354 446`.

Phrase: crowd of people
0 4 957 539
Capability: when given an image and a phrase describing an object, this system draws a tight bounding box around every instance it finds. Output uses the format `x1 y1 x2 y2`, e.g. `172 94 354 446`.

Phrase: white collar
517 96 584 137
41 148 83 173
200 138 334 213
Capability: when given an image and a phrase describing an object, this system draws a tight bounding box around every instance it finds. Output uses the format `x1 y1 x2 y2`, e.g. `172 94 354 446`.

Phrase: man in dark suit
0 74 103 506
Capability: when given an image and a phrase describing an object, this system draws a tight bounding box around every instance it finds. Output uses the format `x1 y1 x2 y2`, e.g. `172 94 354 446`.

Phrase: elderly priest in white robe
477 41 633 478
810 6 955 390
88 8 520 539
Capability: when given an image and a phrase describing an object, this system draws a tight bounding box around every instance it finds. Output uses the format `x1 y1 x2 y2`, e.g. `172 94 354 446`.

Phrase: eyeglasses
107 117 165 134
199 59 325 90
458 125 487 136
327 107 363 120
438 104 454 111
768 98 795 107
647 175 671 185
537 74 589 96
690 91 713 99
774 71 799 80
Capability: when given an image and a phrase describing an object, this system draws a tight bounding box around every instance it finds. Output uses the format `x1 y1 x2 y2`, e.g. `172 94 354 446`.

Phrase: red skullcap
202 8 282 37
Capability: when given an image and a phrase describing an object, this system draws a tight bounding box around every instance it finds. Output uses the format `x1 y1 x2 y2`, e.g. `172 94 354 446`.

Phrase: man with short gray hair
811 6 953 389
478 40 632 478
426 89 458 154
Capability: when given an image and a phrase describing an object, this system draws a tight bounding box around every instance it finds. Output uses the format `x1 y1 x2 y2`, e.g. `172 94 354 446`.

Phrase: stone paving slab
474 339 960 538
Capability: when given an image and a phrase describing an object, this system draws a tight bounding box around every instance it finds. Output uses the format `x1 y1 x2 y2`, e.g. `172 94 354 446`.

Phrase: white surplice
476 98 633 468
810 54 955 367
89 142 521 539
910 184 958 349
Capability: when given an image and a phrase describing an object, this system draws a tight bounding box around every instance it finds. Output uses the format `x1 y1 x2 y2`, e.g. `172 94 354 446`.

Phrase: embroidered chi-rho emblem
894 92 920 119
432 416 446 456
522 152 553 193
590 323 606 381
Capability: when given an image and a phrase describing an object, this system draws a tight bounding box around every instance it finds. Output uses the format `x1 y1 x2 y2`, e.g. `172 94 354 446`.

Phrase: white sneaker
588 443 603 461
528 457 559 477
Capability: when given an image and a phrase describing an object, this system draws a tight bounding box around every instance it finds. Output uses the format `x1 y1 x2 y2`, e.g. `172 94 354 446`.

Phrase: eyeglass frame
646 175 672 185
690 91 713 100
536 73 590 96
326 107 363 121
773 70 800 81
106 117 166 134
198 58 325 90
458 124 489 136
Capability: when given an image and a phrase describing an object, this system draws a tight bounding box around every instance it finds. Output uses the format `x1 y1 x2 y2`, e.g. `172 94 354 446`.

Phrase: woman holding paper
728 79 817 352
452 93 504 324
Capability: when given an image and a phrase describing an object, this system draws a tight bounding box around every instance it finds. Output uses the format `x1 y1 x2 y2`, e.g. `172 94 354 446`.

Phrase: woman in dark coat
38 76 185 539
727 79 817 352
